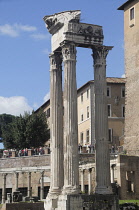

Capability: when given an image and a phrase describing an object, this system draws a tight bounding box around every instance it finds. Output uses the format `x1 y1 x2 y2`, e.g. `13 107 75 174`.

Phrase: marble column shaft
49 52 64 195
40 171 44 200
28 172 31 197
88 168 92 195
111 165 115 183
81 169 85 192
15 172 19 191
2 173 7 204
92 46 112 194
62 42 79 194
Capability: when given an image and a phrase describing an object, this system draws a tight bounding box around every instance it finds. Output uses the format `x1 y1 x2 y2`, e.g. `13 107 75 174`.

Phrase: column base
95 185 112 194
44 194 119 210
62 185 79 195
44 196 58 210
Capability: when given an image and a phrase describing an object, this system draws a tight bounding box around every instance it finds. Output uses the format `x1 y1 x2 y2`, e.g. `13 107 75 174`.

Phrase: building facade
118 0 139 155
77 78 125 150
36 78 125 150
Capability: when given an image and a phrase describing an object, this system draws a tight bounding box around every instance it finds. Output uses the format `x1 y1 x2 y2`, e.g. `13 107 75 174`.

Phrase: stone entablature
43 10 103 52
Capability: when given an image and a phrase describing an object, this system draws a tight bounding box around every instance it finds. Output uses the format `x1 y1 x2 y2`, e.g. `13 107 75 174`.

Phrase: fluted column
40 171 44 200
92 46 113 194
2 173 7 204
111 164 116 183
15 172 19 191
88 168 92 195
28 172 31 197
80 169 85 192
49 52 63 196
62 42 79 194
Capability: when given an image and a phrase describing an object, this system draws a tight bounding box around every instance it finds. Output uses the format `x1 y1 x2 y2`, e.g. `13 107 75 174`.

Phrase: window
108 129 113 142
121 87 125 98
87 106 89 118
18 188 27 197
122 105 125 117
107 86 111 97
126 171 135 192
86 130 89 143
130 7 134 20
87 89 89 99
46 108 50 118
108 104 111 117
81 93 83 102
81 114 83 121
80 132 84 144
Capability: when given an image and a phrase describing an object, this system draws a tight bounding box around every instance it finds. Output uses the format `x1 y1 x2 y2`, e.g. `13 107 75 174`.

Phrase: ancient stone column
49 52 63 196
15 172 19 191
40 171 44 200
62 42 79 194
2 173 7 204
28 172 31 197
92 46 113 194
111 164 116 184
88 168 92 195
80 169 85 193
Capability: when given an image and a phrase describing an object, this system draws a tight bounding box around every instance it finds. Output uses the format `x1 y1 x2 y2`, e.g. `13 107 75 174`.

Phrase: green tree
25 111 50 148
0 114 15 138
0 111 50 149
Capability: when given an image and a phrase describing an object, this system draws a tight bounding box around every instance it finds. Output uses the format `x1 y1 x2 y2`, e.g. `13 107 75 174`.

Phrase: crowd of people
1 144 118 158
2 146 50 158
78 143 118 154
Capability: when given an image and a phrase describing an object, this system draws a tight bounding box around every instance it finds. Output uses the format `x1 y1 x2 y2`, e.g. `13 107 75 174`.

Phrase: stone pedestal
28 149 32 156
12 150 16 157
57 194 119 210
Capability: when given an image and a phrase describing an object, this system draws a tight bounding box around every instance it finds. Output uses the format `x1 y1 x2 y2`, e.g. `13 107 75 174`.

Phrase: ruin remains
43 10 118 210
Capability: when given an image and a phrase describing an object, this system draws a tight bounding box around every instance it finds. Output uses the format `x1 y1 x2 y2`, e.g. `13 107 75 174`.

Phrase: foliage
119 200 139 205
0 111 50 149
0 114 15 139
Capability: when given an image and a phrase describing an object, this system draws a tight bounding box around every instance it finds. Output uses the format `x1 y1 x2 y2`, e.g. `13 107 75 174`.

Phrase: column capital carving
40 170 44 176
80 168 85 173
88 168 92 173
15 172 19 177
2 173 7 179
61 42 76 61
49 51 62 71
92 45 113 67
28 172 31 176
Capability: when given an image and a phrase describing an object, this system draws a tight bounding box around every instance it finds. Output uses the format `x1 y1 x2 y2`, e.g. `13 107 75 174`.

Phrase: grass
119 200 139 205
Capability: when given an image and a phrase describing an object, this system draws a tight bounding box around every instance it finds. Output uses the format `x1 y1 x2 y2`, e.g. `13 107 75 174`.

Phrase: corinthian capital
49 52 62 71
61 42 76 61
92 45 113 66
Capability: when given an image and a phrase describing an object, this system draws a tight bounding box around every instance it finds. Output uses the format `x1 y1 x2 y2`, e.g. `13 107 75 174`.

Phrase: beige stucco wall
124 0 139 153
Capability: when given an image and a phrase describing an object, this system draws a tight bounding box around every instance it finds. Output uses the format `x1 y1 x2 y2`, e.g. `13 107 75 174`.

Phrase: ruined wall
118 155 139 199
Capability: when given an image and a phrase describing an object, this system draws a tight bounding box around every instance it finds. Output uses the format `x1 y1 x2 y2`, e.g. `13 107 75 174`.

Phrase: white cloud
0 96 33 116
121 74 125 78
0 23 37 37
43 48 50 55
14 23 37 32
30 33 50 40
43 92 50 102
0 24 19 37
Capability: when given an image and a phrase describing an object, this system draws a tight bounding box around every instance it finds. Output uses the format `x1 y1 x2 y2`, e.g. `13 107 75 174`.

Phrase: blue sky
0 0 125 117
